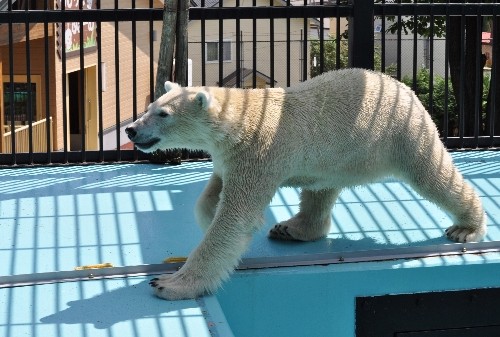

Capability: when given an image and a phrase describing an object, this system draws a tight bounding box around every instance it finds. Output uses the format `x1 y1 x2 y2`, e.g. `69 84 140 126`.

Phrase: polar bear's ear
164 81 180 93
195 90 212 110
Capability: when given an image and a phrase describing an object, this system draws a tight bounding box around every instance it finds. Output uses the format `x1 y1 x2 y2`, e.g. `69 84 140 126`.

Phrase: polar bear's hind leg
397 144 486 243
269 188 340 241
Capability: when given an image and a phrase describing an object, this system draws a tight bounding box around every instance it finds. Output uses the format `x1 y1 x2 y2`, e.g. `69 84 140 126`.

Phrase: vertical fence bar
336 0 341 69
8 0 15 164
252 0 257 88
396 0 402 80
236 0 241 88
132 0 138 160
490 14 498 144
412 0 417 91
201 0 206 86
428 3 434 126
286 0 291 86
24 3 33 162
114 0 121 160
269 0 275 87
381 0 386 72
44 0 52 163
458 8 466 147
302 0 308 81
97 17 104 161
443 10 450 145
319 0 324 75
149 0 154 102
79 0 86 162
218 0 223 86
473 14 482 147
348 0 374 69
61 0 69 162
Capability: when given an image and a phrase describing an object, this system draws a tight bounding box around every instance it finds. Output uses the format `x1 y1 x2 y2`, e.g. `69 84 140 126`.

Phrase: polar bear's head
125 82 216 153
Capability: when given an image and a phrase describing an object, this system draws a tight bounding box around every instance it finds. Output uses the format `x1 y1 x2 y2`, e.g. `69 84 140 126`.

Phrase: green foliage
310 39 349 78
402 68 491 135
482 73 491 112
402 68 457 132
376 0 449 38
378 0 496 38
310 39 397 78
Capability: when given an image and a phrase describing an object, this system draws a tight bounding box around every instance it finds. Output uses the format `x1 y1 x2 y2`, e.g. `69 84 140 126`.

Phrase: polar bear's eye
158 111 170 118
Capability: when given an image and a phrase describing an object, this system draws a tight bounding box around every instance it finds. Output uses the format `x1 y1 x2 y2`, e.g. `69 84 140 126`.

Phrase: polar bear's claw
445 224 486 243
269 224 295 241
150 273 204 300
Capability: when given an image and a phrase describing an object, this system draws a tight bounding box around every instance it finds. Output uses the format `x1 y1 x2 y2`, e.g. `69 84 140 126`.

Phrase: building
188 0 311 88
1 0 310 153
0 0 163 153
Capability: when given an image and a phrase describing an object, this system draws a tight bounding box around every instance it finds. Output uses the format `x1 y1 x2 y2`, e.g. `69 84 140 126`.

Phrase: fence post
0 51 3 153
348 0 374 70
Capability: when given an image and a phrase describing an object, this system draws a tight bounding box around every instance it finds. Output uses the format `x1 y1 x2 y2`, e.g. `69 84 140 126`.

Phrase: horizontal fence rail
0 1 498 165
1 4 500 23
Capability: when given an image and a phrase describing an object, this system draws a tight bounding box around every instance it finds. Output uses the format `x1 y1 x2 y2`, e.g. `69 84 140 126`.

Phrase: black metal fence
0 0 498 165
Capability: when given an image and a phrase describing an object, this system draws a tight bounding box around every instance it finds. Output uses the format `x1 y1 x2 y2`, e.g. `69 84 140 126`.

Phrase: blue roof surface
0 150 499 336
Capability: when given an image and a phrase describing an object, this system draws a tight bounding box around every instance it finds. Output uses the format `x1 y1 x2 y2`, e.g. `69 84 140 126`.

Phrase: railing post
348 0 374 70
0 50 3 153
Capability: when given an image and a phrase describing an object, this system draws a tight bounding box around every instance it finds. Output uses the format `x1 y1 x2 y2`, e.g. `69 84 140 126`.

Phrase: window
206 41 232 63
356 288 500 337
3 75 42 125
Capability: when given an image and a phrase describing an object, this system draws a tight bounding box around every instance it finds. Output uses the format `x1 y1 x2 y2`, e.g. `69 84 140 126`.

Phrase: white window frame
205 40 232 63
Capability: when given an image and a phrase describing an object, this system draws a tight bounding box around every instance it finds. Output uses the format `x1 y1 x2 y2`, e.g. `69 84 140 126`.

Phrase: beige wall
1 39 54 122
51 0 163 150
1 37 57 152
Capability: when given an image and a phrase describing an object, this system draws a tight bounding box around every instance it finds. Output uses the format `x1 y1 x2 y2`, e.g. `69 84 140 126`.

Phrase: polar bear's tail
394 130 486 243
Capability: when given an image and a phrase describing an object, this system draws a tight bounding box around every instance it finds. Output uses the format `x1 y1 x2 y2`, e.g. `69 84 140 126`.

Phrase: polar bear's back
273 68 443 182
284 68 437 146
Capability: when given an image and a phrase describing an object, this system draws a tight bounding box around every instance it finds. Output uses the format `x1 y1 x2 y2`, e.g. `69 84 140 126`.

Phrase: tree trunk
154 0 178 99
447 16 482 137
485 16 500 136
465 16 483 137
447 16 461 136
174 0 189 86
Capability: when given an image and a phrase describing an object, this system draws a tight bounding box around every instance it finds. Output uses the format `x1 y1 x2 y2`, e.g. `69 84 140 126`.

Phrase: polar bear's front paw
445 224 486 243
149 272 205 300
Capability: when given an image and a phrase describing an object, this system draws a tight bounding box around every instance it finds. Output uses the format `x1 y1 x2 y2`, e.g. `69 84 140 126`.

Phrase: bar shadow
40 279 204 330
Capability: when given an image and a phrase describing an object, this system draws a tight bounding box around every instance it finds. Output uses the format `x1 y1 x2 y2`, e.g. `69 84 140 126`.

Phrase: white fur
164 81 180 93
127 68 486 300
195 90 212 110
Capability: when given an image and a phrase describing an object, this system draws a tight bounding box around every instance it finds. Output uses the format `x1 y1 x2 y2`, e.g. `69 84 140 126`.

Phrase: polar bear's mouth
134 138 161 150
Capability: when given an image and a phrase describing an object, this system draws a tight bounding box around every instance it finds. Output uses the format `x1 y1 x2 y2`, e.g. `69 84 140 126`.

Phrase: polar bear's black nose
125 126 136 139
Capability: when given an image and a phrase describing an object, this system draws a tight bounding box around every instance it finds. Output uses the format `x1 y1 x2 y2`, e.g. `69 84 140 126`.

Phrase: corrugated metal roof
218 68 277 87
190 0 220 7
0 0 17 11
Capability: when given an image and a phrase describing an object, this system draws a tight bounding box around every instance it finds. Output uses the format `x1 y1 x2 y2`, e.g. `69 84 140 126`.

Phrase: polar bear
125 68 486 300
